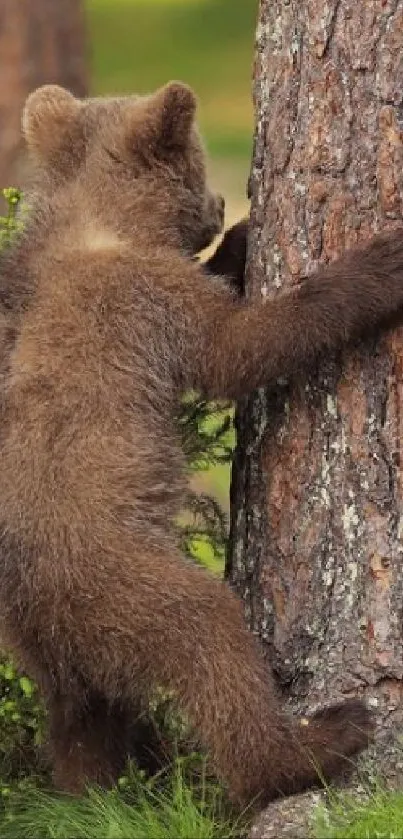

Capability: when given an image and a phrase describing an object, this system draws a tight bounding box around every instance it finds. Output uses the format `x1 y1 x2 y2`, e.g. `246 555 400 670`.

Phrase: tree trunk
0 0 87 192
228 0 403 750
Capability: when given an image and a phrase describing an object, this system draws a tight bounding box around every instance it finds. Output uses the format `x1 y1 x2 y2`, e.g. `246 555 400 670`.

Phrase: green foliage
180 394 233 469
0 188 22 247
314 786 403 839
0 658 46 792
179 394 234 570
0 188 47 793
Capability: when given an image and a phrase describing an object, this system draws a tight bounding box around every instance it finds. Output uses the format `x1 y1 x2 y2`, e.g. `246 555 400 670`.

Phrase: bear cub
1 81 403 809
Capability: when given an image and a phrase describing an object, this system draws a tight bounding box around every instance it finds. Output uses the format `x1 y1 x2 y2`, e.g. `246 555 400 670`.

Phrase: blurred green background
85 0 258 520
86 0 257 229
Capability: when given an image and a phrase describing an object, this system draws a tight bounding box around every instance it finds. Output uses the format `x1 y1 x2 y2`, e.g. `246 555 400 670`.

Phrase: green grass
314 786 403 839
0 763 241 839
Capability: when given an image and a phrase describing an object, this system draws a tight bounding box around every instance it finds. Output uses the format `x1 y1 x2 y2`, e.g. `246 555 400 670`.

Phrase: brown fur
203 217 248 293
2 81 403 810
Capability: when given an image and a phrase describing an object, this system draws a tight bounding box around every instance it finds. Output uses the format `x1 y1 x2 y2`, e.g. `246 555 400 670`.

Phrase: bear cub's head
22 82 224 254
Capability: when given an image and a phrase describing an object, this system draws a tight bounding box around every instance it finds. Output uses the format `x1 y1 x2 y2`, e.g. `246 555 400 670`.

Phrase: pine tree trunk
228 0 403 749
0 0 87 192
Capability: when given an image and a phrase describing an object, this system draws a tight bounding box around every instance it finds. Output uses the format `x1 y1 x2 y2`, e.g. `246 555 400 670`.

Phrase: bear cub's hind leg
47 690 163 794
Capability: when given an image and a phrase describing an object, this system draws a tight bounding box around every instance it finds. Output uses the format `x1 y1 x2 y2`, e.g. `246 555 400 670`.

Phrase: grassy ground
0 763 241 839
314 786 403 839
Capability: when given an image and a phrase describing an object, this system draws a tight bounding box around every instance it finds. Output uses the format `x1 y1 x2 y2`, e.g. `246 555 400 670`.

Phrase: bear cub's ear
154 81 197 148
22 85 81 161
125 81 197 154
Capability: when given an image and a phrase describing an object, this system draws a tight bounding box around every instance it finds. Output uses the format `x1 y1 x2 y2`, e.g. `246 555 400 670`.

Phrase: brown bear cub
2 81 403 810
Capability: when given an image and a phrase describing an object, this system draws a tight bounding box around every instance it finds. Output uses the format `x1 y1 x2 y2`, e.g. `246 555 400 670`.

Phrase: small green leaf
3 664 15 681
19 676 34 698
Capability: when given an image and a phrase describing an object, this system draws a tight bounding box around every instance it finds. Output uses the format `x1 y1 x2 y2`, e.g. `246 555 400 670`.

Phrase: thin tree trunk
0 0 87 191
228 0 403 750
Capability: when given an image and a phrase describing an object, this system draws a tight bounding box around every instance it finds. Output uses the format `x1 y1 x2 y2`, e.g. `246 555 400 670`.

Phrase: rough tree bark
228 0 403 756
0 0 87 192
